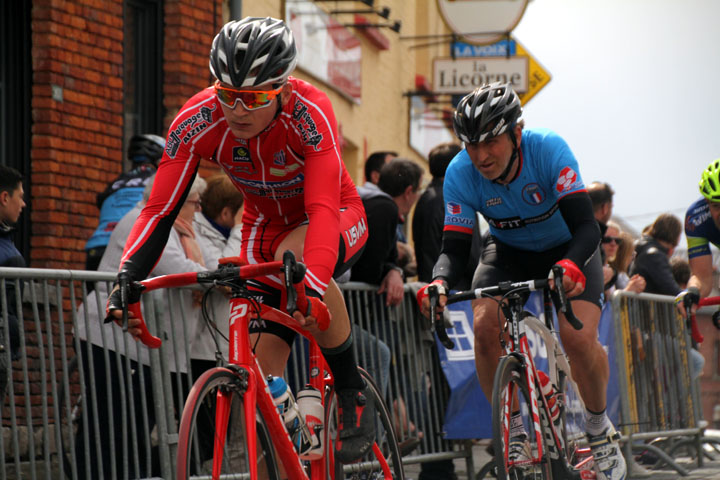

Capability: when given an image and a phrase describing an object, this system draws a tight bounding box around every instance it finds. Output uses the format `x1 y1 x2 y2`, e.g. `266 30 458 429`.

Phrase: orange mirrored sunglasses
214 81 283 111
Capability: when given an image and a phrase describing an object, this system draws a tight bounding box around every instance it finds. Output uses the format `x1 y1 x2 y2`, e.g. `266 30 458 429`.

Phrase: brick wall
29 0 222 270
31 0 125 269
163 0 223 180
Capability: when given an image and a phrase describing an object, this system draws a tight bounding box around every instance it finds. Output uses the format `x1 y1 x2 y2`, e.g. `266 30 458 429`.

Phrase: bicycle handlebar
685 296 720 343
118 251 330 348
428 266 583 350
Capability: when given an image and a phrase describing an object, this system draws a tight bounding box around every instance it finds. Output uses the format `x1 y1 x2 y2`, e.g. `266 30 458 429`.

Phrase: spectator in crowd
191 173 244 366
602 222 645 294
0 165 25 407
628 213 683 295
670 256 692 289
357 151 416 277
74 174 207 479
352 158 423 306
588 181 615 236
410 142 462 479
352 157 425 453
608 229 645 293
412 142 462 282
84 134 165 272
359 151 397 192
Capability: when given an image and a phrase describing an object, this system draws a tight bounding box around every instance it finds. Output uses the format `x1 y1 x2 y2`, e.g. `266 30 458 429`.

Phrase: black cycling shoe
334 382 376 463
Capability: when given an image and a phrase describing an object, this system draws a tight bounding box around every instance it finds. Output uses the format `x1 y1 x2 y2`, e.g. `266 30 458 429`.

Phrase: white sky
512 0 720 235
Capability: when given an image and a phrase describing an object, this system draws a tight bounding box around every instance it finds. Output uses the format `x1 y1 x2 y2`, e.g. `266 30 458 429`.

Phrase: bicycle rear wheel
177 367 279 480
492 355 552 479
325 368 405 479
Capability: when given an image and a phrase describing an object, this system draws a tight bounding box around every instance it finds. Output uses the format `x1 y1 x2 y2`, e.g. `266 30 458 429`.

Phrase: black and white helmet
209 17 298 88
452 83 522 144
128 134 165 164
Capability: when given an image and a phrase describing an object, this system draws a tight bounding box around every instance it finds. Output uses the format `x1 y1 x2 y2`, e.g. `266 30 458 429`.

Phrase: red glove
554 259 586 291
416 279 447 307
297 295 331 331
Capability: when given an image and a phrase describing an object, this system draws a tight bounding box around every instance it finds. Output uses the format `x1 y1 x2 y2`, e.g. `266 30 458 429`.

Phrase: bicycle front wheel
492 355 551 479
325 368 405 479
177 367 279 480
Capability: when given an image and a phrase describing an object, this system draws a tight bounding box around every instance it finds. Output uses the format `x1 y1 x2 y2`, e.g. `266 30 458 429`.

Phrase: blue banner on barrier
438 293 618 439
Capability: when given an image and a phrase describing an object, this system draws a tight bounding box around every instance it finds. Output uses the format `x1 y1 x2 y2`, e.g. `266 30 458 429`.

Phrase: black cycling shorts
471 235 604 309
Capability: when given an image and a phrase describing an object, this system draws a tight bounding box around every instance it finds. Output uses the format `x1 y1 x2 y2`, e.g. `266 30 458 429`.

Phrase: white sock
585 409 611 436
510 411 525 438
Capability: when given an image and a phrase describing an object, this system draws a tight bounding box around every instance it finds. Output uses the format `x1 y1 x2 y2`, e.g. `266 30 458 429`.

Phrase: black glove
104 272 143 323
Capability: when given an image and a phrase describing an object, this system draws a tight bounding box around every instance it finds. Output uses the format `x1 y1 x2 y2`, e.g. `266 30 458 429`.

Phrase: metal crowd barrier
0 267 471 480
611 289 704 473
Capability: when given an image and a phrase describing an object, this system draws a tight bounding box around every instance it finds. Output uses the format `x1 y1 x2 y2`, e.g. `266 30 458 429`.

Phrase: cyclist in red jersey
106 16 375 462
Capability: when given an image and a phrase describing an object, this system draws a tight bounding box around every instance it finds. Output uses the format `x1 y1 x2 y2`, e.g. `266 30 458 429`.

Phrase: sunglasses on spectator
602 236 623 245
214 81 283 110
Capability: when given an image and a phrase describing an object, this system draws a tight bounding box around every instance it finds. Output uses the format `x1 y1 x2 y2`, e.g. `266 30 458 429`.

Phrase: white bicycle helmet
209 17 297 88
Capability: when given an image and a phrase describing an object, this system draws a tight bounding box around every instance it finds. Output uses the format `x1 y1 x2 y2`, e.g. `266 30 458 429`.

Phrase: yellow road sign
513 38 551 105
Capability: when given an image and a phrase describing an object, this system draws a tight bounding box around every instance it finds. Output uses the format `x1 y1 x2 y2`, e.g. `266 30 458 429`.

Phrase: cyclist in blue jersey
417 83 625 480
84 134 165 271
679 159 720 314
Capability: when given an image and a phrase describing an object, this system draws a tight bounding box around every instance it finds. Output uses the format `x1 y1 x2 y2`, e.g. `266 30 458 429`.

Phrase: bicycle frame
128 256 393 480
429 267 588 477
222 294 333 480
134 261 329 479
500 289 572 469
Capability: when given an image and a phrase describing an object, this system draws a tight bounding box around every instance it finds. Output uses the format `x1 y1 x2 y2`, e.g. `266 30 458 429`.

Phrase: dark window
0 1 32 260
124 0 164 169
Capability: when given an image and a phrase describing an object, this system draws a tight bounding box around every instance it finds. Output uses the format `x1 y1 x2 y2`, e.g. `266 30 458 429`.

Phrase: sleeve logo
447 202 462 215
555 167 578 193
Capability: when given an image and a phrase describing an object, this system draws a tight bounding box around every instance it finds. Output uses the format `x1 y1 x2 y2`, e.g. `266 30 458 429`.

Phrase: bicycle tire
324 367 405 479
176 367 279 480
548 370 582 479
476 459 497 479
492 355 552 479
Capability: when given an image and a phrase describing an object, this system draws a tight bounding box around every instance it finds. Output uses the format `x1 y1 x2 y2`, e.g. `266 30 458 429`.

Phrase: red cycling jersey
119 77 365 296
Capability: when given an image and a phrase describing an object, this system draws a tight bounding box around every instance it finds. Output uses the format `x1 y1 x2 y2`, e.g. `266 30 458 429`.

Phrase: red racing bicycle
118 251 404 479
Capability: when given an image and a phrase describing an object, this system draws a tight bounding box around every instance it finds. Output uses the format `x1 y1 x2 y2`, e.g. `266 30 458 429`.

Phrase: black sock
321 333 364 391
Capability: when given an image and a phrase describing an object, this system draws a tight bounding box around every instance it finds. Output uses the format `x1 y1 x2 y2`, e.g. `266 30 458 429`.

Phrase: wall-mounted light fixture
344 19 401 33
329 6 390 19
314 0 374 6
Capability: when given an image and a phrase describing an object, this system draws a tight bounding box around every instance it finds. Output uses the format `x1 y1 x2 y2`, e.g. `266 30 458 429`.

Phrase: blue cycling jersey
684 197 720 259
85 166 155 250
443 128 586 252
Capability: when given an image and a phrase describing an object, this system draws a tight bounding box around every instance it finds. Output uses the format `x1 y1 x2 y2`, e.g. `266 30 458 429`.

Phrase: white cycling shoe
587 427 627 480
507 433 532 468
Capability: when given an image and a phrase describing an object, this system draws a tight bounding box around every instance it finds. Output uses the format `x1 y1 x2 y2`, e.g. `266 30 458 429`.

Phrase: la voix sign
433 57 528 95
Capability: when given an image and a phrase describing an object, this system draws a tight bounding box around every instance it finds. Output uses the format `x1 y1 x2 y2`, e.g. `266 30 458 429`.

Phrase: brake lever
429 285 454 350
550 265 583 330
283 251 299 314
118 272 130 333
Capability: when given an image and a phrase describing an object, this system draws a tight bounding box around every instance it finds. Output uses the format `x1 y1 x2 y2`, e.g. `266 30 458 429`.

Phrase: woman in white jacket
191 173 244 368
73 174 207 479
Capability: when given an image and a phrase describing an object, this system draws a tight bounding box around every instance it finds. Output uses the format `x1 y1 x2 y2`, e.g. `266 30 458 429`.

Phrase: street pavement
403 439 720 479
